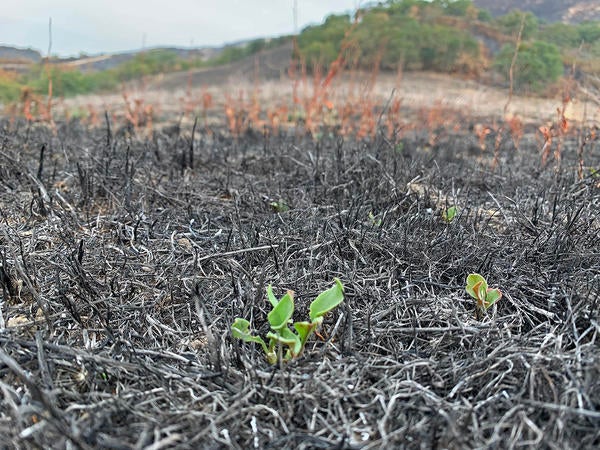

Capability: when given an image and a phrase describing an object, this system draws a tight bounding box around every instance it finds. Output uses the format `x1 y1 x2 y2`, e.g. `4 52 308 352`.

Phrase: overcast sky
1 0 357 56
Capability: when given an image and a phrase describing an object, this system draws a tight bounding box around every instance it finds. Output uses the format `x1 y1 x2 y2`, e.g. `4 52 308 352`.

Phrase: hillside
0 45 41 62
149 42 293 90
0 45 42 74
473 0 600 23
1 0 599 105
0 41 244 75
59 47 218 73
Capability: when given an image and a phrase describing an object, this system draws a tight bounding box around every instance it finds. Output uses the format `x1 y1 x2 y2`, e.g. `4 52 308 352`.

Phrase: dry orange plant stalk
506 115 523 150
224 91 249 138
122 92 154 134
201 88 213 132
473 123 491 152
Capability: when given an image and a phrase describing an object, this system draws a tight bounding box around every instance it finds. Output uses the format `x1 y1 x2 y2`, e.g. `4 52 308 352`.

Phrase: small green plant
368 211 382 227
270 199 290 213
231 279 344 364
442 205 457 223
466 273 502 312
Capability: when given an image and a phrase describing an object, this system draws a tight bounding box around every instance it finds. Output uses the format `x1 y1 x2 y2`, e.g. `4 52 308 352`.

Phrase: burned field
0 119 599 449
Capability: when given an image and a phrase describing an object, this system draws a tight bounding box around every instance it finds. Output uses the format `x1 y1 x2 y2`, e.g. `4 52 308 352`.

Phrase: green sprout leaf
484 288 502 309
266 285 279 308
368 211 382 227
473 280 487 308
442 205 457 222
267 328 302 358
294 321 317 345
231 318 268 354
465 273 485 299
267 290 294 330
309 278 344 322
476 279 488 299
465 273 502 312
270 200 289 213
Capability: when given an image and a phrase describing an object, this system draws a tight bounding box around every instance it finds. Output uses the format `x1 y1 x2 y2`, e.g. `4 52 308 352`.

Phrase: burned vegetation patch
0 118 599 449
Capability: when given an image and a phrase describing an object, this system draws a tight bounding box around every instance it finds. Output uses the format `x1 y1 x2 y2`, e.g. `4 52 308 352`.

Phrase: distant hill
0 41 241 74
59 47 218 73
0 45 41 73
150 42 293 90
0 45 41 62
473 0 600 23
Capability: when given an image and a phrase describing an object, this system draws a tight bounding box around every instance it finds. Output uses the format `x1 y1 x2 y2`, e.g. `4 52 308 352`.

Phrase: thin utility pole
293 0 298 35
47 17 52 57
45 17 54 126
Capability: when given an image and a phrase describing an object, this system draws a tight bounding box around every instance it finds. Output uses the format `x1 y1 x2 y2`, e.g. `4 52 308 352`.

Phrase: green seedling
270 199 289 213
466 273 502 311
368 211 382 227
442 205 457 223
231 279 344 364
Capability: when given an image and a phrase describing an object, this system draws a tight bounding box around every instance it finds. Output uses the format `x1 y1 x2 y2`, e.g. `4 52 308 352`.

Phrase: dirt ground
0 115 598 449
58 65 600 129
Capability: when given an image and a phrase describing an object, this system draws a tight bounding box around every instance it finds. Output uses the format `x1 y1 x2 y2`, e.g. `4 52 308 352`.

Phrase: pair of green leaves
231 279 345 364
368 211 382 227
465 273 502 311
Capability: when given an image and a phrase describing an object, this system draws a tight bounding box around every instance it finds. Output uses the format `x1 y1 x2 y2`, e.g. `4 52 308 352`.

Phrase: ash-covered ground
0 119 599 449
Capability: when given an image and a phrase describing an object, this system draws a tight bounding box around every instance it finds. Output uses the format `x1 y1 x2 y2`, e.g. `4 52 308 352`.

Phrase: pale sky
1 0 357 57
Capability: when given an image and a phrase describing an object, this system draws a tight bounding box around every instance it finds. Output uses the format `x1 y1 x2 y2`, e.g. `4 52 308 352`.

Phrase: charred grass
0 119 599 449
